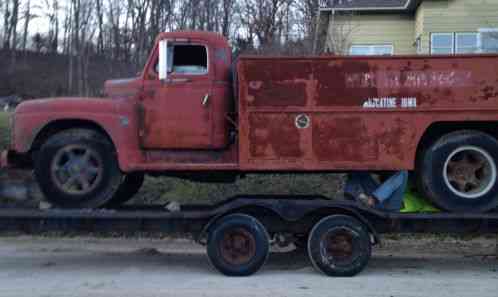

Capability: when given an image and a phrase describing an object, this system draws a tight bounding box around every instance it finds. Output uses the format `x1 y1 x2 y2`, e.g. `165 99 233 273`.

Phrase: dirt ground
0 235 496 297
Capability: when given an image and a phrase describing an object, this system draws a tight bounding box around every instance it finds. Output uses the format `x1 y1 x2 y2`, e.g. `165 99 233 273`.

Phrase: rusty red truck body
5 31 498 212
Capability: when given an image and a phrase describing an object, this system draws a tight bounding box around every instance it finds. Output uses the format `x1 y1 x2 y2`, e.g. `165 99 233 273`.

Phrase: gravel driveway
0 235 496 297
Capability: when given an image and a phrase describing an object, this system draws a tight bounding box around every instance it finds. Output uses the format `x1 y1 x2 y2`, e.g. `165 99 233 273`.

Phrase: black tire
206 214 270 276
417 130 498 213
105 173 144 208
308 215 371 277
34 129 123 209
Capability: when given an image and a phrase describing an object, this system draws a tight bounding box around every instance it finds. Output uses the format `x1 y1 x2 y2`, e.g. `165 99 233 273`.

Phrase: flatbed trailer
0 196 497 277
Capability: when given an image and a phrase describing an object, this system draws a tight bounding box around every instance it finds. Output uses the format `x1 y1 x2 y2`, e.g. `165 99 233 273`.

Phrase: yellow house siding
414 2 425 52
418 0 498 54
327 14 416 55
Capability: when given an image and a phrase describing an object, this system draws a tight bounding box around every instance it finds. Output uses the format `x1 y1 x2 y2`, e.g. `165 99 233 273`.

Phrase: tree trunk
21 0 31 52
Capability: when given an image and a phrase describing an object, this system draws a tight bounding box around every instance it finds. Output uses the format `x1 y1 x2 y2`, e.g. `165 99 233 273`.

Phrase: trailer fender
196 199 380 245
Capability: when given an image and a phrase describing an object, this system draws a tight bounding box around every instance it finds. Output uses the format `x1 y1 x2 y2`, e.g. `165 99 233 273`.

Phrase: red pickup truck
5 31 498 212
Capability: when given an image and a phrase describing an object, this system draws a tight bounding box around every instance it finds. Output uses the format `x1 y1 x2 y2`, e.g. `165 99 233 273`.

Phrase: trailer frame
0 196 497 239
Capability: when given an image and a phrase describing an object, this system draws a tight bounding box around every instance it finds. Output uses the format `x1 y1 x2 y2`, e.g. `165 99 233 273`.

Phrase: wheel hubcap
50 145 104 196
320 228 359 267
219 228 256 265
443 146 497 199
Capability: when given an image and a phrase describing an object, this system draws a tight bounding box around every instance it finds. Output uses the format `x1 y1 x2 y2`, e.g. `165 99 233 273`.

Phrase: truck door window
171 44 208 75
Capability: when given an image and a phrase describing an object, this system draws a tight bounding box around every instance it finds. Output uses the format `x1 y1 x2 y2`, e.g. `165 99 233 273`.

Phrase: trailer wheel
308 215 371 277
105 173 144 208
418 130 498 213
206 214 270 276
34 129 123 209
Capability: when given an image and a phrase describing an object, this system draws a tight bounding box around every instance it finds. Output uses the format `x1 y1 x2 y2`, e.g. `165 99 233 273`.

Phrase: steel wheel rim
320 227 359 267
219 228 256 266
443 146 497 199
50 144 104 196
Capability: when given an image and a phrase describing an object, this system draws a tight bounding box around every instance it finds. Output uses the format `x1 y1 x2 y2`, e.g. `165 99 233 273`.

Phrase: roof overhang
318 0 422 13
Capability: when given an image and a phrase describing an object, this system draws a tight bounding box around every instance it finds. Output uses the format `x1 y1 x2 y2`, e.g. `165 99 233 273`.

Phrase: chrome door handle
202 94 210 106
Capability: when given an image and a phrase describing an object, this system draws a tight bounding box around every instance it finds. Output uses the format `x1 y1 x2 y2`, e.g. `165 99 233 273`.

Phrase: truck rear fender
415 121 498 165
198 203 380 245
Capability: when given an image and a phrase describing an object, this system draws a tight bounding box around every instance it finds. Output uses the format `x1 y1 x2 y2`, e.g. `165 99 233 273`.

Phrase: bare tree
3 0 20 50
45 0 60 53
221 0 235 37
325 12 355 54
21 0 34 52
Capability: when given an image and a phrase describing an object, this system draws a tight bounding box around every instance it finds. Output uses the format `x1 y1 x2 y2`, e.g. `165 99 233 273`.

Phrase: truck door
141 42 214 149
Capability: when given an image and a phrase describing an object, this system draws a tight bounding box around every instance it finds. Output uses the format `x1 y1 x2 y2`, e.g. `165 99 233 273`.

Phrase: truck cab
133 31 233 150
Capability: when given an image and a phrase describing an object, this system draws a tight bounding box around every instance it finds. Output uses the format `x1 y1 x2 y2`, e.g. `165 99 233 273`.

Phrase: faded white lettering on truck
362 97 417 109
347 71 472 89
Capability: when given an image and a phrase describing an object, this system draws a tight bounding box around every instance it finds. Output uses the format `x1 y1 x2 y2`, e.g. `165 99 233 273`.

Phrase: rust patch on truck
247 81 307 107
249 113 303 160
313 117 379 162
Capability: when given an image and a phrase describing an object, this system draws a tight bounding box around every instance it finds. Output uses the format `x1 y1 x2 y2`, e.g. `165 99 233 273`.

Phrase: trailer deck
1 196 497 237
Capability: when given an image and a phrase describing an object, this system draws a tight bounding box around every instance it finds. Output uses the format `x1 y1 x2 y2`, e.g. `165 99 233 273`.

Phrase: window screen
349 44 393 56
480 29 498 53
456 33 479 54
431 33 454 54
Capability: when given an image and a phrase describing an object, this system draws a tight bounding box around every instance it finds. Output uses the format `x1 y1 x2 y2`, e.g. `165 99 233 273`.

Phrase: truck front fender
13 111 141 172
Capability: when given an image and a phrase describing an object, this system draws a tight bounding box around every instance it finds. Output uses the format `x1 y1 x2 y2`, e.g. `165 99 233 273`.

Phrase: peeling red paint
7 31 498 174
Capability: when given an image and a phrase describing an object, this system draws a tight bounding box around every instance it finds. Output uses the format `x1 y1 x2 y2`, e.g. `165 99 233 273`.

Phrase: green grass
0 112 10 150
0 111 344 204
134 173 344 204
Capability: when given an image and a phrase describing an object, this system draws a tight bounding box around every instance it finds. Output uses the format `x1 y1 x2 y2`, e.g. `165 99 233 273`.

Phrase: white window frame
455 32 479 54
478 28 498 53
349 44 394 56
430 32 454 55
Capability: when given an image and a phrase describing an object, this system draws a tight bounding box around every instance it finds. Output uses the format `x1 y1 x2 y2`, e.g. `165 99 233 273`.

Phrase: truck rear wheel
105 173 144 208
206 214 270 276
308 215 371 277
418 130 498 213
34 129 123 209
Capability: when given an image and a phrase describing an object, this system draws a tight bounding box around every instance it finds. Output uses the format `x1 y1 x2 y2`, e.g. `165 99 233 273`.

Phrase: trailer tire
206 214 270 276
34 129 123 209
418 130 498 213
105 173 144 208
308 215 371 277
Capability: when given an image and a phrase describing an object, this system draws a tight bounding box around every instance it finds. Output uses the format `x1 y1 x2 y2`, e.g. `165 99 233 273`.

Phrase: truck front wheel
34 129 123 209
418 130 498 213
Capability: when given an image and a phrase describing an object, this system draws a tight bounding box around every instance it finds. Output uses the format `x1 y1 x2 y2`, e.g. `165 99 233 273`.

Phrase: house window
455 33 479 54
479 28 498 53
431 32 481 54
350 44 393 56
431 33 454 54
